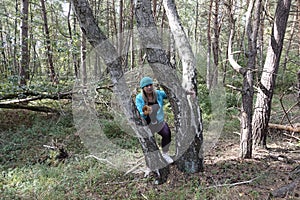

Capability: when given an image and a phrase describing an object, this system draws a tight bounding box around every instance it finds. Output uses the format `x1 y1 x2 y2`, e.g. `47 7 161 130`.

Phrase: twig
233 131 241 136
205 176 259 189
99 178 143 186
282 132 300 141
124 161 143 176
43 145 57 149
279 92 294 126
85 154 116 167
225 84 243 92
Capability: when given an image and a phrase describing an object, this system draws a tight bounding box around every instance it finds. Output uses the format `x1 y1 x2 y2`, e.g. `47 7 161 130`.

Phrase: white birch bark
162 0 203 172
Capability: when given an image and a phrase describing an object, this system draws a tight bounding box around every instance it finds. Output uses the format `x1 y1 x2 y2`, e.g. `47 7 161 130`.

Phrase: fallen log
268 123 300 133
0 103 57 113
0 91 73 113
0 90 73 101
269 178 299 198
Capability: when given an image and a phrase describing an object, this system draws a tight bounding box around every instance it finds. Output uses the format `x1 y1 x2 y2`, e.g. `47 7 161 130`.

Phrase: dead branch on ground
268 123 300 134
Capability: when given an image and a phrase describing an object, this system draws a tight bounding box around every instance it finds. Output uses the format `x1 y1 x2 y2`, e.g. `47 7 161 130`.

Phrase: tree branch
205 176 259 189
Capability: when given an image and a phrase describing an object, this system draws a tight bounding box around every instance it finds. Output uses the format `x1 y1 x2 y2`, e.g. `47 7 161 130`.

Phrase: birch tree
71 0 170 184
135 0 203 173
162 0 203 172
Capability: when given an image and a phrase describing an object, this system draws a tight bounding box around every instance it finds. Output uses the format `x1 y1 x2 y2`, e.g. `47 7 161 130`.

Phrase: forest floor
1 109 300 199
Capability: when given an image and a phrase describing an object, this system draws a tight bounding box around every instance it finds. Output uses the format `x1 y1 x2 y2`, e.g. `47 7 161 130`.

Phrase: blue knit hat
140 77 153 88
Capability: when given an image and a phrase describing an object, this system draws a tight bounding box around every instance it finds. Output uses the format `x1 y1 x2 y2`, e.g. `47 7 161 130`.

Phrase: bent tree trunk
72 0 169 183
252 0 292 147
162 0 203 172
136 0 203 173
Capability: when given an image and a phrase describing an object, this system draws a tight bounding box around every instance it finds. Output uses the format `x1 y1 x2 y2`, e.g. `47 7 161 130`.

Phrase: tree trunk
135 0 203 173
252 0 292 147
162 0 203 173
211 0 220 88
67 2 79 78
0 21 8 76
227 0 262 158
71 0 170 184
130 0 135 69
118 0 123 56
281 13 297 82
80 32 87 85
40 0 57 84
207 0 213 90
297 70 300 102
19 0 29 86
14 0 19 74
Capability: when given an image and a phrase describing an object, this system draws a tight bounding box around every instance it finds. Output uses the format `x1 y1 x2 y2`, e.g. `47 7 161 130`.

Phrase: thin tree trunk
227 0 262 158
112 0 117 38
19 0 29 86
81 32 87 85
281 13 297 81
153 0 157 20
14 0 19 74
130 0 135 69
212 0 220 88
297 70 300 102
0 20 8 76
194 0 199 42
40 0 57 84
118 0 123 56
67 2 78 78
252 0 292 148
207 0 213 90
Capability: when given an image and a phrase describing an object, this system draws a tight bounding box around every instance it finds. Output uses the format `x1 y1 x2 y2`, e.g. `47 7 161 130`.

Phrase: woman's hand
142 105 152 115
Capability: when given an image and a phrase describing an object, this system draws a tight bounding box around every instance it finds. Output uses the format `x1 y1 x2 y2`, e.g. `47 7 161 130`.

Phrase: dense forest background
0 0 299 199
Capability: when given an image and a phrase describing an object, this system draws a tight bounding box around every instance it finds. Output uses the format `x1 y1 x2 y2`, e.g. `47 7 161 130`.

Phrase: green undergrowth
0 109 238 199
1 107 296 199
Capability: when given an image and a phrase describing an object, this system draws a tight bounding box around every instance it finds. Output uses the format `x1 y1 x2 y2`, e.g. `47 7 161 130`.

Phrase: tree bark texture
162 0 203 172
41 0 57 84
136 0 203 173
19 0 29 86
71 0 170 183
212 0 220 88
207 0 213 90
252 0 292 147
227 1 254 158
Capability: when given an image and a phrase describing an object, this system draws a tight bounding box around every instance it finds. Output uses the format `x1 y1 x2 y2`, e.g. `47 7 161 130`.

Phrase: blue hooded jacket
135 90 167 123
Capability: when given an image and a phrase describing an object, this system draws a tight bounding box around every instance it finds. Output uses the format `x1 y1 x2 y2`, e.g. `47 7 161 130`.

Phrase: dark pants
157 122 171 153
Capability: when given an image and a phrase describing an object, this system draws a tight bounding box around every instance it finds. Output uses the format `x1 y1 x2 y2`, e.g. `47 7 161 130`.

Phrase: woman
135 76 173 164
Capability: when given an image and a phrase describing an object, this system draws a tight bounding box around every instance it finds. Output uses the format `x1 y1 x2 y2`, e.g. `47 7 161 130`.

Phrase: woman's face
143 84 153 95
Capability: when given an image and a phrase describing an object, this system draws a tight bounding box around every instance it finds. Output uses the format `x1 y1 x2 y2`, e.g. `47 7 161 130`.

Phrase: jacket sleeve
157 90 167 99
135 94 146 119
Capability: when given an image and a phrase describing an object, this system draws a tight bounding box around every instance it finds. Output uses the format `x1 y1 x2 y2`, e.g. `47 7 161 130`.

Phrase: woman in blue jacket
135 76 173 164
